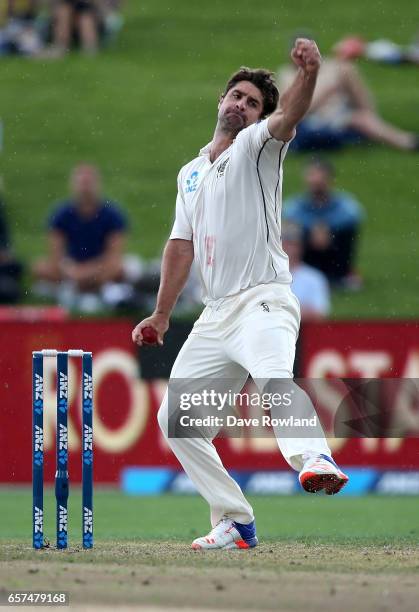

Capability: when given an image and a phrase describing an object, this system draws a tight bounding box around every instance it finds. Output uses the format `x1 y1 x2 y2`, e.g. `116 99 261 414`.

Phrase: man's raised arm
268 38 321 142
132 238 194 346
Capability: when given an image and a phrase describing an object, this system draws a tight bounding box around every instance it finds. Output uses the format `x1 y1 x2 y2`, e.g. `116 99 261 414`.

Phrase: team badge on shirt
186 171 199 193
216 158 229 178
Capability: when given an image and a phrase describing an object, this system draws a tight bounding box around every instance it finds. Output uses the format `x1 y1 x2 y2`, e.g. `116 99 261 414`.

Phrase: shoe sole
191 538 258 551
300 471 348 495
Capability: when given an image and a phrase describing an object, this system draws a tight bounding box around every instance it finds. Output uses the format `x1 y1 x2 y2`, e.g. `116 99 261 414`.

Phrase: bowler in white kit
133 39 348 550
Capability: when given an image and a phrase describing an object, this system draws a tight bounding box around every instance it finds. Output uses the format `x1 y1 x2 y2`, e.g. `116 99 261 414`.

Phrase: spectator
32 163 134 311
277 45 419 152
283 158 363 288
282 222 330 321
0 178 23 303
333 34 419 66
47 0 101 57
100 0 124 45
42 0 123 57
0 0 43 56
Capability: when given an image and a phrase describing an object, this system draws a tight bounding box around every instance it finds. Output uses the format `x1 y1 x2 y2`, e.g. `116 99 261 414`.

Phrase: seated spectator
32 163 135 311
333 34 419 66
0 178 23 303
100 0 124 45
283 158 364 288
42 0 123 57
47 0 101 57
0 0 43 56
282 222 330 321
277 45 419 152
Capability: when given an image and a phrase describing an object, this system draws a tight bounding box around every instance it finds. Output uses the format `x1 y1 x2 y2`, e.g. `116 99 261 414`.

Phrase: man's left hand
291 38 321 74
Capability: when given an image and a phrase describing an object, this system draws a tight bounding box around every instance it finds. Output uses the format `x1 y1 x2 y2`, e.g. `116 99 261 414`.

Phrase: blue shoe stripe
242 536 258 547
233 519 257 546
320 454 339 469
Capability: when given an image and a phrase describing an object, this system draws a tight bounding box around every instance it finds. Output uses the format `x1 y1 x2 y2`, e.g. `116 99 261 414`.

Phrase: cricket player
132 39 348 550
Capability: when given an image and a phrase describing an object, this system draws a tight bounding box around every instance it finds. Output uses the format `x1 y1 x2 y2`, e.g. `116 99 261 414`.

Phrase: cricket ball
142 326 158 345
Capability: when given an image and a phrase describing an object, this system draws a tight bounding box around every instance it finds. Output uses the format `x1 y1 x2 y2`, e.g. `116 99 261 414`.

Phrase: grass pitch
1 489 419 610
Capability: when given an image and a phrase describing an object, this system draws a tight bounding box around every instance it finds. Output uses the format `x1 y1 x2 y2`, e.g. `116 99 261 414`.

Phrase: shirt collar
199 142 212 157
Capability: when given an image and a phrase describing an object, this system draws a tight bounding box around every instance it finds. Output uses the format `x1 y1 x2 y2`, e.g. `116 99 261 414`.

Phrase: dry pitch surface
2 541 419 611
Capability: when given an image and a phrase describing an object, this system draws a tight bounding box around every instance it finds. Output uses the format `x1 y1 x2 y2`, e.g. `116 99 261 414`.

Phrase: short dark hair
306 157 335 177
222 67 279 118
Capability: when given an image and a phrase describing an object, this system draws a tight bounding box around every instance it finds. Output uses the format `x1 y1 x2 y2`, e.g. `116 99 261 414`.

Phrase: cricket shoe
299 454 349 495
191 518 258 550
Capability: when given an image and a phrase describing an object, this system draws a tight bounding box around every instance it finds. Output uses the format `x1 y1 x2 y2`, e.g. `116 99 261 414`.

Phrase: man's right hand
291 38 321 75
131 313 169 347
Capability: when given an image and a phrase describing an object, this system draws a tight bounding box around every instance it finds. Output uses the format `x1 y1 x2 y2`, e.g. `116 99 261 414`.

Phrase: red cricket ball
142 326 158 345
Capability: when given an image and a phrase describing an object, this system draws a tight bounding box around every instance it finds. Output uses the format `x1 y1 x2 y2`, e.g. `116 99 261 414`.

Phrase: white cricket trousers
158 283 331 526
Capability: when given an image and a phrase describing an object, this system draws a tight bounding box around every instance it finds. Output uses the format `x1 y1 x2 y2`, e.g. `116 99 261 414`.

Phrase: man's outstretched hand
291 38 321 74
131 314 169 347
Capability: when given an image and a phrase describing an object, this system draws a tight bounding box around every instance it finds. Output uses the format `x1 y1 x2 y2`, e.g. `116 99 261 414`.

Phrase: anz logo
59 423 68 449
58 505 68 531
35 374 43 401
34 507 43 532
185 171 199 193
83 507 93 533
59 372 68 398
58 504 68 532
83 372 93 400
83 424 93 451
34 425 43 452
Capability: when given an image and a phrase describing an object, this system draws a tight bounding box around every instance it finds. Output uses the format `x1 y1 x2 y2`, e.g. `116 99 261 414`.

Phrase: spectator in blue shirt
283 158 364 287
33 164 129 307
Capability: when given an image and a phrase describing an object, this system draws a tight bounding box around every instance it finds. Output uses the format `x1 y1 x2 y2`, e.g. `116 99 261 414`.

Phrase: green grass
3 488 419 610
1 1 419 317
2 488 419 545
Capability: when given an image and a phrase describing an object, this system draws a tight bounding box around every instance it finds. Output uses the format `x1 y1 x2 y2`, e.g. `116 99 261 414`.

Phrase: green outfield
2 488 419 545
1 1 419 318
1 489 419 610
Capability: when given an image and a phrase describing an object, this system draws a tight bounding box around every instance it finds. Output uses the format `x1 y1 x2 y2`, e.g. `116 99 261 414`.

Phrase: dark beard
218 112 246 136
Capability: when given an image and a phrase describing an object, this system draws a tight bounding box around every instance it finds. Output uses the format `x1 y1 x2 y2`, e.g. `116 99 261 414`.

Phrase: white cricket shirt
170 118 292 305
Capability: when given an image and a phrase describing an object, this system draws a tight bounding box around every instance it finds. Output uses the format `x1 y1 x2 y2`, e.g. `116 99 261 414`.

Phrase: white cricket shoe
191 518 258 550
299 454 349 495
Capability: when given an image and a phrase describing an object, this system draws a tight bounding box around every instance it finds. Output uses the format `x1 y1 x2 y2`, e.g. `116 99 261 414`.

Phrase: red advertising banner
301 321 419 379
1 320 419 484
0 319 187 484
299 321 419 469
